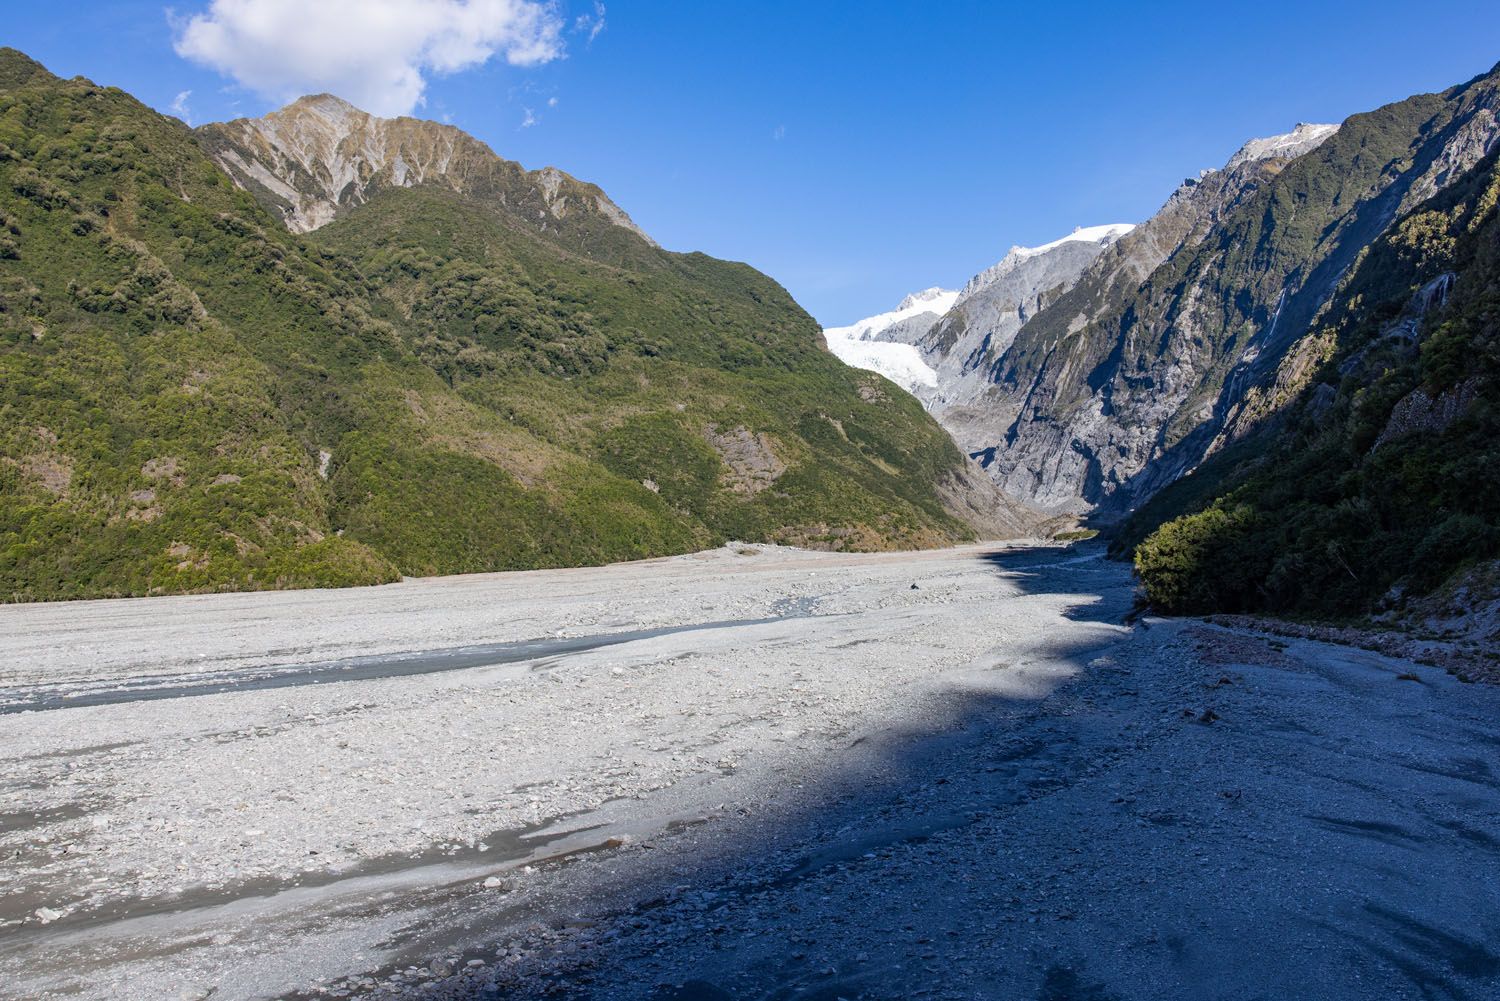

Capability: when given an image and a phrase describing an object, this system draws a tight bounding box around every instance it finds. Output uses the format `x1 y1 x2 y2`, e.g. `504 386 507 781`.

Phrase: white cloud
772 124 785 141
172 0 566 117
547 95 558 107
170 89 193 124
520 107 537 128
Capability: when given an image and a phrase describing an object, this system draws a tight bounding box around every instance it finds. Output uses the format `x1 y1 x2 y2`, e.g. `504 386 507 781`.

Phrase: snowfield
1005 222 1136 261
821 288 956 392
1 542 1497 1000
821 334 940 390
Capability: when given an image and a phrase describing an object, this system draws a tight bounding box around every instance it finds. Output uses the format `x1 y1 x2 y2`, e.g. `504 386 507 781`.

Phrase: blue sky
7 2 1500 325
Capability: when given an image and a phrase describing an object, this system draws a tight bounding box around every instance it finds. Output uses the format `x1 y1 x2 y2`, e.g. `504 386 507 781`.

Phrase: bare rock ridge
1222 121 1339 170
197 93 657 245
925 224 1134 413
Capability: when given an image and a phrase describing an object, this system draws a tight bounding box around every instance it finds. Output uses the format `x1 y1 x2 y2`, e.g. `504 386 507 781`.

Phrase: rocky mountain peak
960 224 1135 300
1223 122 1339 172
283 92 361 119
196 95 656 246
897 287 959 312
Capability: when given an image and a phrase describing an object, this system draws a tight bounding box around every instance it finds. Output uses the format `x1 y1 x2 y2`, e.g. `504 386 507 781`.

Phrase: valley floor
1 544 1498 1000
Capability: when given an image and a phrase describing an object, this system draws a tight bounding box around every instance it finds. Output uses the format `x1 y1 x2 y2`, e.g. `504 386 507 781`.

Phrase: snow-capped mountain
824 85 1500 524
986 223 1136 267
822 225 1134 404
929 224 1135 400
1223 122 1339 171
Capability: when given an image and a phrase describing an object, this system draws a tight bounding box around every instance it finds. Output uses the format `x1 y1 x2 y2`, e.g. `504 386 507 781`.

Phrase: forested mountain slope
0 50 1028 601
1125 145 1500 618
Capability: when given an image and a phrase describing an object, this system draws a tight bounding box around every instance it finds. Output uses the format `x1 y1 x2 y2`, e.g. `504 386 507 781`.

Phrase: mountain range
832 76 1499 514
0 48 1032 601
827 62 1500 618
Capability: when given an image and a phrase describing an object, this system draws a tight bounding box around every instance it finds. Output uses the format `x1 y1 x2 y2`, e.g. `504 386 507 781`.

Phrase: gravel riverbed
1 542 1497 1000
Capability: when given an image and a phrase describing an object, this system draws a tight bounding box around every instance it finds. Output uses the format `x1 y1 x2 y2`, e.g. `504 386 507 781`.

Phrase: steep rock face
968 125 1341 512
1125 144 1500 617
977 69 1500 517
197 94 655 249
919 225 1133 442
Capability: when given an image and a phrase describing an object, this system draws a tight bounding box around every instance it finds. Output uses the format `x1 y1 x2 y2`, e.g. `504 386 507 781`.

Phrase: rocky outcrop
197 94 656 246
1373 378 1481 451
703 425 787 495
1400 108 1500 214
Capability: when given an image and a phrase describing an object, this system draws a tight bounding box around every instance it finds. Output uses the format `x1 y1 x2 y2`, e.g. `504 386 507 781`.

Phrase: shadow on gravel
971 544 1131 626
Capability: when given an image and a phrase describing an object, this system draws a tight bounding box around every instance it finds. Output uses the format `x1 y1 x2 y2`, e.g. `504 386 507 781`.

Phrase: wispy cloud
773 124 785 141
170 89 193 125
171 0 566 117
520 107 537 128
574 1 606 44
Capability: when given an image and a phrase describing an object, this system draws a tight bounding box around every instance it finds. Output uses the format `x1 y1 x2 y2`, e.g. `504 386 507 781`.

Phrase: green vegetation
0 49 980 601
1125 148 1500 617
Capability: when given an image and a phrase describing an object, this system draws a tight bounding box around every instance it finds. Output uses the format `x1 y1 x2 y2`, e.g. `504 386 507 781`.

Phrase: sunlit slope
0 49 1028 600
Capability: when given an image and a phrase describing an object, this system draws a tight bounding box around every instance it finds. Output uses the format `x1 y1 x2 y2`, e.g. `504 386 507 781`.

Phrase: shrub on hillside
1134 504 1267 614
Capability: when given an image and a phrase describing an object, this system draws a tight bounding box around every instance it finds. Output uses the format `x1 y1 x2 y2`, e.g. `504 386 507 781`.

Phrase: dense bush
1133 504 1266 614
